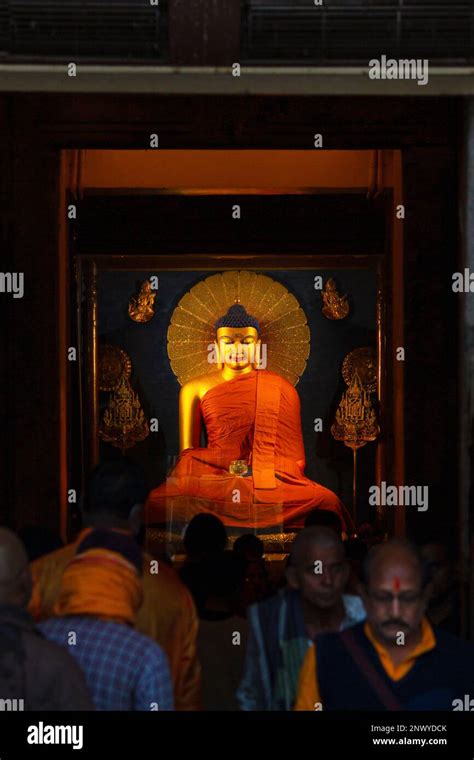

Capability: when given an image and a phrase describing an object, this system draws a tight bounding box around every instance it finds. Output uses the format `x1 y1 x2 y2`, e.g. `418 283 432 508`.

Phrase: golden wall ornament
167 270 310 386
99 344 132 392
128 279 156 323
342 346 377 394
99 374 149 453
332 371 379 449
331 370 380 525
321 278 349 320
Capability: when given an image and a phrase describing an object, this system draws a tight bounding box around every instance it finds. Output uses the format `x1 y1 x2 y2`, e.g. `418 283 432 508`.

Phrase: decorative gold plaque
128 279 156 323
321 278 349 320
331 371 379 450
342 346 377 394
99 344 132 392
331 370 379 525
99 374 149 452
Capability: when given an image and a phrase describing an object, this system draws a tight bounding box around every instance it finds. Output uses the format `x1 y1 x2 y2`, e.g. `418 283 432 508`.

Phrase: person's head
76 528 143 575
202 551 247 604
360 539 431 646
240 557 270 608
0 528 32 608
214 303 261 372
183 513 228 560
233 533 264 561
81 459 149 535
304 508 343 537
286 527 349 610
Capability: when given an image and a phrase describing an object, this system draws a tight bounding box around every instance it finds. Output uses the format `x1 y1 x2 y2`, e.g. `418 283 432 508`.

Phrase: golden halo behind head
167 270 310 386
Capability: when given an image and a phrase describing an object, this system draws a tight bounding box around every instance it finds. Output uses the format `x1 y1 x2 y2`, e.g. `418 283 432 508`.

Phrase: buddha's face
216 327 260 371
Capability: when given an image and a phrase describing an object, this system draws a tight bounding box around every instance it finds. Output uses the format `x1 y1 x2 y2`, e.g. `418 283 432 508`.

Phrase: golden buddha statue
146 301 349 534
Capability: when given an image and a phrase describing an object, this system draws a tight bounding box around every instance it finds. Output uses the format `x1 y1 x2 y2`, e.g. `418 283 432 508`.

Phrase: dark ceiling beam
169 0 241 66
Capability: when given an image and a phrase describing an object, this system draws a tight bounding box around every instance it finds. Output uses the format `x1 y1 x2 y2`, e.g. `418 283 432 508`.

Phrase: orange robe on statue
146 370 347 531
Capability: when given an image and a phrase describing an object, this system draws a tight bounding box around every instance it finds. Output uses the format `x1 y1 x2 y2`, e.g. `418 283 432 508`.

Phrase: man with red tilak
295 539 474 710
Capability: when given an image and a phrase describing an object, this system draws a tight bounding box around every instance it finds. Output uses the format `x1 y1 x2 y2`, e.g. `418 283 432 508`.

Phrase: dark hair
202 551 247 598
304 508 342 535
77 528 143 574
214 303 259 331
183 513 228 558
233 533 264 559
82 459 149 521
361 538 431 589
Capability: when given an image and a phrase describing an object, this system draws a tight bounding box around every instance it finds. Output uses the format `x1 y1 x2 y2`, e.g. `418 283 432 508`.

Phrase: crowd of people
0 459 472 711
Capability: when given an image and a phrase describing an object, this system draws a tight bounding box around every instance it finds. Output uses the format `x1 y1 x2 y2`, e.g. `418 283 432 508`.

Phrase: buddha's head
214 303 261 372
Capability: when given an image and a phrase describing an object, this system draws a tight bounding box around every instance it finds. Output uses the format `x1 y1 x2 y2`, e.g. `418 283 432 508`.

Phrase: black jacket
0 604 93 710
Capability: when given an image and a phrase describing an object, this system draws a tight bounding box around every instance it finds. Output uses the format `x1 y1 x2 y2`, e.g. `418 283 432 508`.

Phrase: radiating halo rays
167 270 310 386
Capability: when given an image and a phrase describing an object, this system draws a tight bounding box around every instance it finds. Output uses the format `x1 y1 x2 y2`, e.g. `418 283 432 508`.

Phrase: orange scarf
55 547 143 626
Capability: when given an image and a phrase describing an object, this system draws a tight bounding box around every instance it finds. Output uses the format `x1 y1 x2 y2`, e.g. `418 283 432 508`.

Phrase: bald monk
237 527 365 711
146 303 350 532
0 528 92 710
295 539 474 710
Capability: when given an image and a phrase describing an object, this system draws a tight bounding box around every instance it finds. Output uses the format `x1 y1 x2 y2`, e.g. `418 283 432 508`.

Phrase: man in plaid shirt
30 460 200 710
40 615 173 711
39 528 173 711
